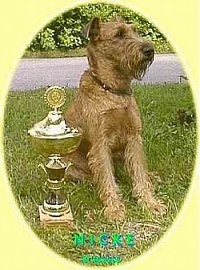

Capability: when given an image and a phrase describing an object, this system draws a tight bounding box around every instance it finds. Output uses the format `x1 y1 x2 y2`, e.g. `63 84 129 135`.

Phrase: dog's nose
142 43 154 58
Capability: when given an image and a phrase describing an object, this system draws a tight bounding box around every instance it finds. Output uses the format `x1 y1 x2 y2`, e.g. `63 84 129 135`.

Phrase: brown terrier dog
64 17 166 222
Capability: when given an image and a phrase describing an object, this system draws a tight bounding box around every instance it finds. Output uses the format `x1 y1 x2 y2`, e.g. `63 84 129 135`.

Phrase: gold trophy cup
28 86 82 227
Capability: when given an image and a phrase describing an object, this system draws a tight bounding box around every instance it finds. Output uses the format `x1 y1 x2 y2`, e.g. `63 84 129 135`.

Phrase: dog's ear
83 17 101 41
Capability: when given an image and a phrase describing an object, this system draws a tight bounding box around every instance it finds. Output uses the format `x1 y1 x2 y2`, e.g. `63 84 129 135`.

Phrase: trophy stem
39 156 73 228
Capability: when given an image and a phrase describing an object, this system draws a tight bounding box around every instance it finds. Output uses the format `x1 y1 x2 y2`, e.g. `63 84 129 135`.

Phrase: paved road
10 54 186 91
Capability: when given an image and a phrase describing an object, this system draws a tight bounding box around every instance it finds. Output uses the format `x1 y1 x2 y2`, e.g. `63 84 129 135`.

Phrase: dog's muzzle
141 42 154 61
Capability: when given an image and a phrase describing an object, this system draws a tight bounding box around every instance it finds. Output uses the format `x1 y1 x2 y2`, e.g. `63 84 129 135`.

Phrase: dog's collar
89 71 132 96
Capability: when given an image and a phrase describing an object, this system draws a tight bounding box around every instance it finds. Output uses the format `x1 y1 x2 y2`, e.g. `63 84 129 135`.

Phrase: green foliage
58 27 83 49
29 28 56 51
28 3 169 52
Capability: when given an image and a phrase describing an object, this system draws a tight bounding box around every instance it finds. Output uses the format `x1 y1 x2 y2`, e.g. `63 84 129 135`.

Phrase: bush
28 3 168 52
29 28 56 51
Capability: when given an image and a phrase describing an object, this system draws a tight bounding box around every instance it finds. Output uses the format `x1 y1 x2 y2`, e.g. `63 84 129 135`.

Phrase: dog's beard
120 49 154 80
134 57 153 80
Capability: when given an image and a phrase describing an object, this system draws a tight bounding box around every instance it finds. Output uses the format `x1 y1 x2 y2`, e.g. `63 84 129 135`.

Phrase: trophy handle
38 163 47 174
65 161 72 172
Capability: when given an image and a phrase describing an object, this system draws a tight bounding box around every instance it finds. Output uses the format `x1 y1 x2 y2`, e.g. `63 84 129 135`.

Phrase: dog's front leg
87 140 125 222
124 133 166 215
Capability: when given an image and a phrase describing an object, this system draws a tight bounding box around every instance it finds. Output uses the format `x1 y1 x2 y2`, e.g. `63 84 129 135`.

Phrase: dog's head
83 17 154 80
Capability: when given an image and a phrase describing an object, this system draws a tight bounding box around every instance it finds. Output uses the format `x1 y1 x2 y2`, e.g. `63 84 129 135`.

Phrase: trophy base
39 205 73 229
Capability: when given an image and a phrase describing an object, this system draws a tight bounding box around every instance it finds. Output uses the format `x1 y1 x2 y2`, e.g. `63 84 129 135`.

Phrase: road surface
10 54 186 91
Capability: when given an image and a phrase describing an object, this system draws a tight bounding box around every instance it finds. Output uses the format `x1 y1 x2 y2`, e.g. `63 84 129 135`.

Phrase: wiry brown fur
64 17 166 221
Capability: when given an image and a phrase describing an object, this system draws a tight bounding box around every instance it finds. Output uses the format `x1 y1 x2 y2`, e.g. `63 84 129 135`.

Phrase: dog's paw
147 199 167 215
104 202 126 222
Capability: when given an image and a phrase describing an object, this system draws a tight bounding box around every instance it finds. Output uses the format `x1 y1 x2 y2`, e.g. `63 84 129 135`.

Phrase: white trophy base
39 205 73 229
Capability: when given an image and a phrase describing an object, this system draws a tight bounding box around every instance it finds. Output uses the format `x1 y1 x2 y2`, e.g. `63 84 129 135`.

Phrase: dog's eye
115 30 124 38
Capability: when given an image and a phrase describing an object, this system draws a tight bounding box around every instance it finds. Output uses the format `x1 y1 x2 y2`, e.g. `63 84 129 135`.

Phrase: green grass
23 47 87 58
4 83 196 266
